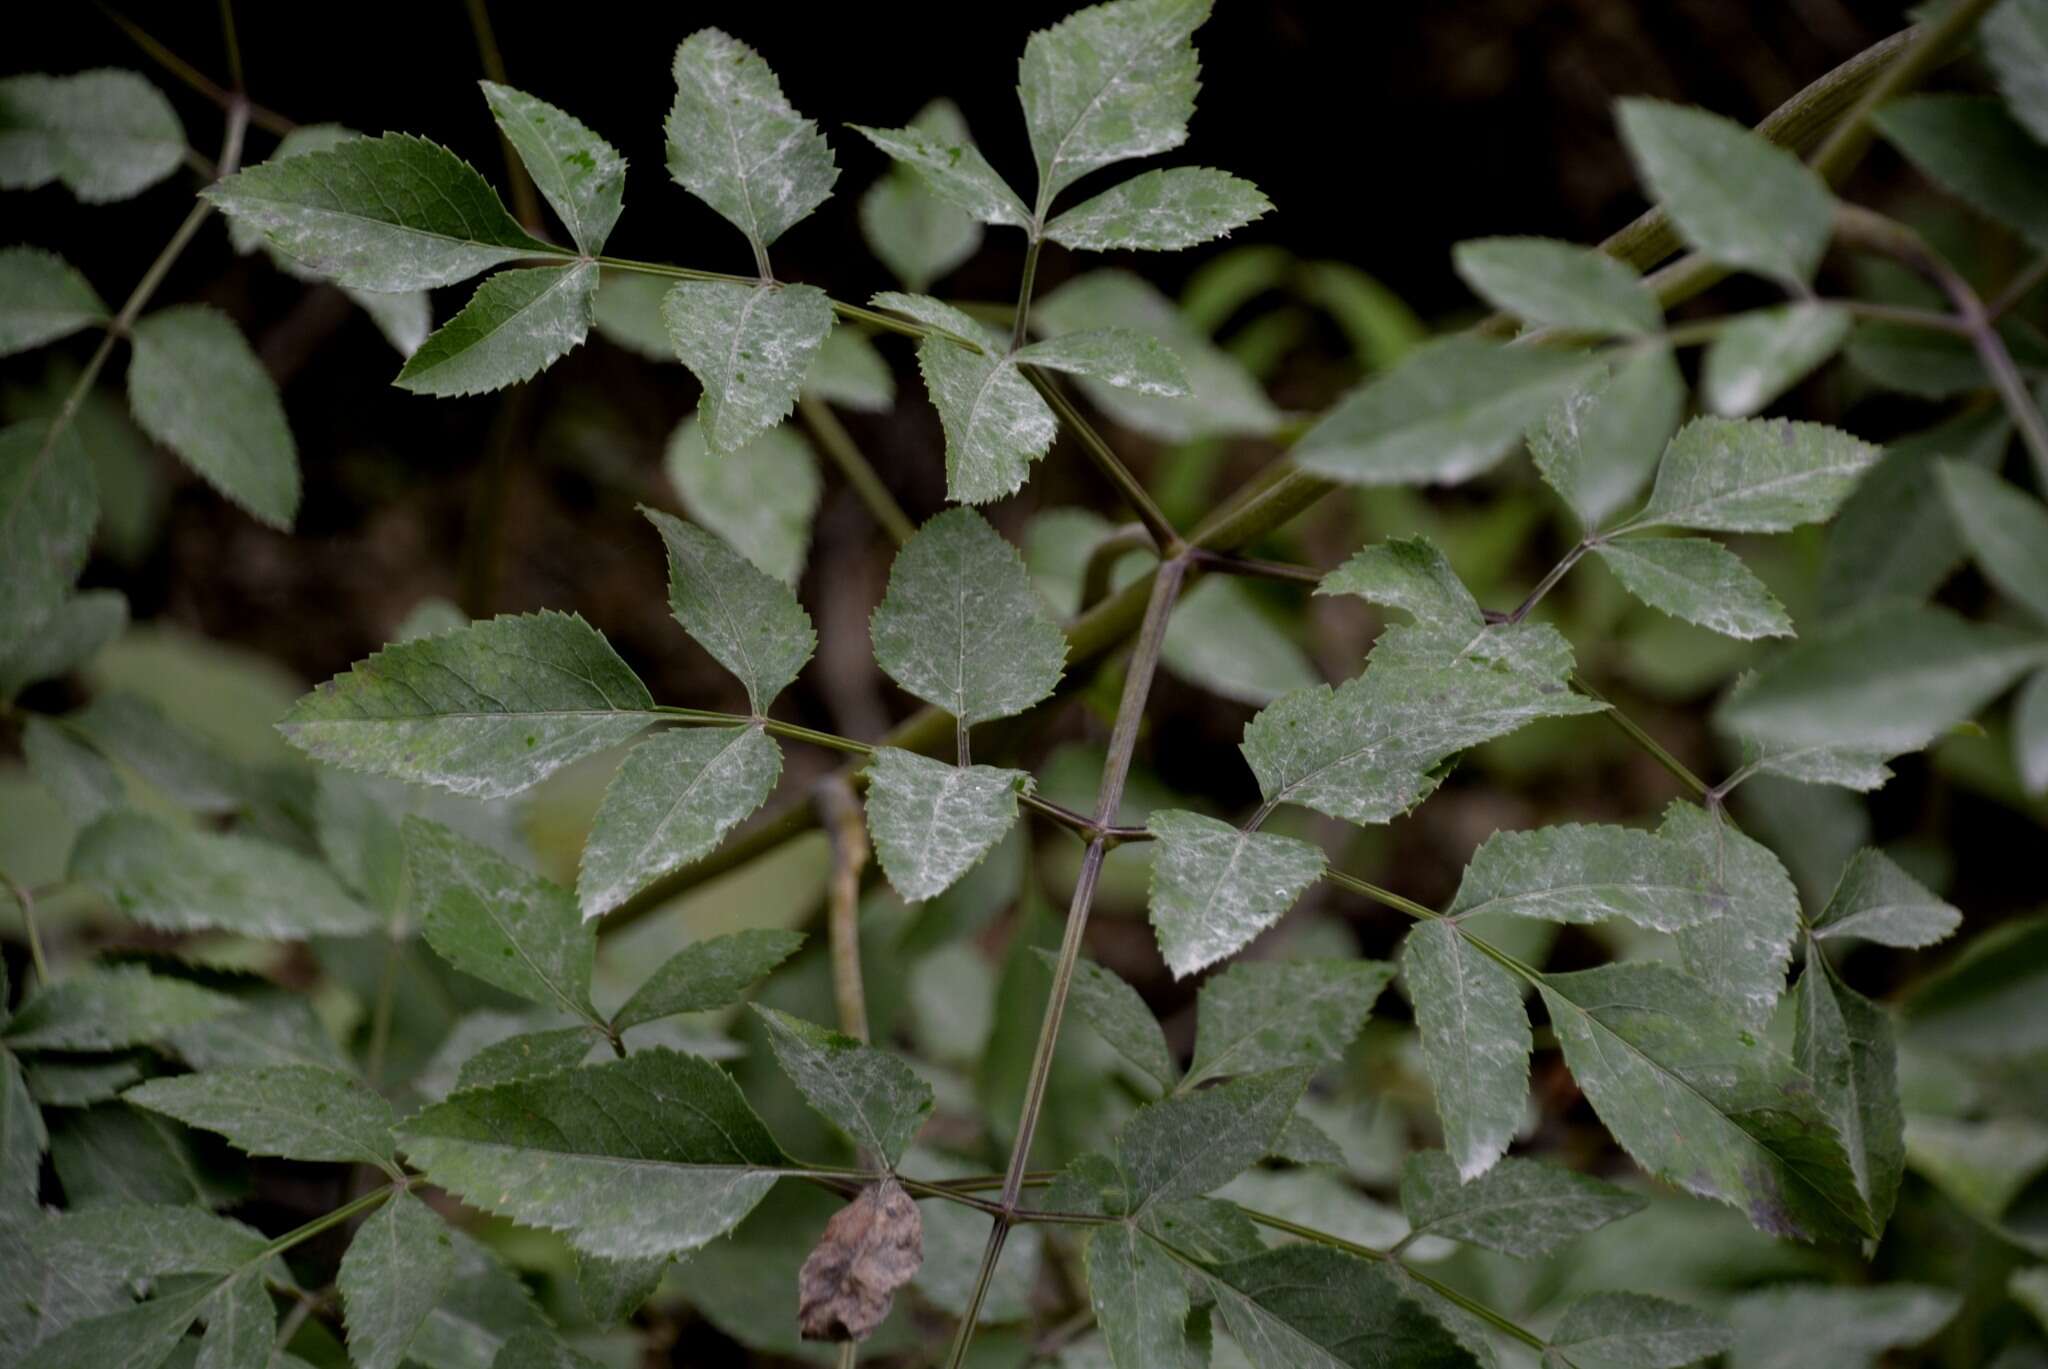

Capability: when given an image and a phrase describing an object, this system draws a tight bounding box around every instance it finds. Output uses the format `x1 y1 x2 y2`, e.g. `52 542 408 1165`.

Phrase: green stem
1570 673 1713 798
797 395 916 544
1321 867 1441 922
1 871 50 986
814 776 871 1047
98 4 295 135
1011 236 1043 353
1808 0 2001 185
252 1180 412 1264
363 937 400 1087
1504 541 1589 624
1079 524 1152 610
216 0 244 93
1024 369 1182 553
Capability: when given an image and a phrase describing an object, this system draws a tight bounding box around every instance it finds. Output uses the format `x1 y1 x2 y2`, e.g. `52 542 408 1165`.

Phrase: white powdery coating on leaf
1630 416 1879 533
482 81 626 256
1044 167 1271 251
1014 326 1191 396
1019 0 1208 198
916 335 1058 503
665 29 837 251
1593 537 1793 640
863 748 1030 903
1403 919 1531 1180
663 280 834 455
644 508 816 712
1447 821 1726 931
1702 302 1850 417
1146 809 1325 978
1660 800 1801 1032
337 1191 458 1369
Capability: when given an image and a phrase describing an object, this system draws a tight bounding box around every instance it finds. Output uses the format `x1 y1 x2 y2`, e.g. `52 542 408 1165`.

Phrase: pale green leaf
1296 336 1599 487
1527 347 1686 531
1732 736 1897 793
0 70 184 203
22 715 122 823
1161 575 1321 707
802 325 895 411
611 928 805 1032
3 967 235 1051
1593 537 1792 640
1446 821 1724 931
575 1252 667 1327
662 415 819 585
1202 1245 1476 1369
348 284 432 357
920 326 1059 500
125 1064 395 1168
1053 952 1178 1091
1109 1068 1307 1212
1402 920 1530 1180
1702 303 1851 418
1716 600 2044 755
406 1228 553 1369
17 1287 209 1369
196 1271 272 1369
1658 800 1800 1031
0 246 104 355
455 1029 597 1091
869 290 992 344
871 507 1067 725
1794 954 1904 1233
203 134 557 291
1876 95 2048 251
1810 848 1960 948
492 1330 602 1369
2018 666 2048 794
1724 1284 1959 1369
645 507 815 710
0 419 97 649
278 611 656 800
1987 0 2048 143
1020 0 1208 200
863 747 1031 902
1241 661 1603 827
0 588 126 701
1617 98 1833 283
69 690 246 813
753 1006 933 1164
396 263 597 397
396 1047 786 1259
1144 808 1325 978
1624 416 1879 534
338 1190 458 1369
1087 1225 1193 1369
480 81 624 255
577 724 781 921
1045 167 1271 252
1317 534 1482 638
31 1201 269 1280
407 816 597 1021
1549 1292 1731 1369
1399 1151 1643 1258
665 29 835 252
69 810 376 939
662 279 834 454
850 117 1029 228
1539 961 1874 1244
1016 327 1191 396
1938 459 2048 627
1452 236 1658 335
1187 958 1393 1086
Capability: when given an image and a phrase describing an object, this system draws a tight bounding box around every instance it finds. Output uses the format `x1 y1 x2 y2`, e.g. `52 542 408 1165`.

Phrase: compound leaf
1398 1150 1644 1258
1203 1244 1476 1369
1701 302 1851 418
0 246 104 356
0 70 184 202
338 1190 458 1369
1019 0 1209 201
1187 958 1393 1086
126 1064 395 1169
611 928 805 1032
2 967 236 1052
1549 1292 1732 1369
1446 821 1724 932
663 416 819 585
1452 236 1658 335
849 117 1028 228
1809 848 1960 948
1624 416 1879 534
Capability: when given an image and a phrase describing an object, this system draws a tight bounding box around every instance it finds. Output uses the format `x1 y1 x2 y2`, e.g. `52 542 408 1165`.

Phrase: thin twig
798 396 916 545
815 777 871 1045
463 0 542 232
1024 370 1182 553
97 5 295 135
1 871 50 986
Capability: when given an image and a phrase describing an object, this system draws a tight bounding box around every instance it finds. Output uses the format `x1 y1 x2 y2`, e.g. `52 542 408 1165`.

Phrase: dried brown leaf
797 1178 924 1342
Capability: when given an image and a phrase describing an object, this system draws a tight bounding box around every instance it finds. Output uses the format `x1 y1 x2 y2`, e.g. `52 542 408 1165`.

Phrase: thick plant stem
946 557 1190 1367
1011 236 1043 353
1808 0 2002 185
815 776 871 1045
798 396 915 544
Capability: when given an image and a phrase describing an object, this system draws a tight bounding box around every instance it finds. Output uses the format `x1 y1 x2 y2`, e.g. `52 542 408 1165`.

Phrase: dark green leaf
1398 1151 1643 1258
753 1006 933 1165
338 1190 457 1369
612 929 804 1032
125 1064 396 1168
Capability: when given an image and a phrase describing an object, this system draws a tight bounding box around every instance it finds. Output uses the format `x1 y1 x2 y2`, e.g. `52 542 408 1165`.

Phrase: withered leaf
797 1177 924 1342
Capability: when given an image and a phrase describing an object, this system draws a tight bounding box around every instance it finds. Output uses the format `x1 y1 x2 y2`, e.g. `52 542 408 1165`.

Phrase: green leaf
575 1252 668 1327
397 1048 786 1259
802 326 895 411
1399 1151 1644 1258
2018 666 2048 795
1446 821 1725 931
590 269 670 359
1702 303 1851 418
1086 1225 1194 1369
871 507 1068 725
610 928 804 1032
1015 327 1192 396
863 747 1031 902
0 419 97 650
1108 1069 1308 1212
455 1029 597 1091
1548 1292 1731 1369
2 1052 44 1220
2 967 234 1052
0 246 104 355
32 1201 269 1280
1295 336 1598 487
1527 347 1686 532
492 1330 603 1369
22 716 122 824
0 71 184 202
1144 809 1325 978
1045 167 1272 252
1624 416 1879 533
69 810 377 939
1616 98 1833 283
480 82 625 255
1187 959 1393 1086
0 588 126 701
1810 848 1960 948
17 1286 210 1369
406 817 597 1022
1876 95 2048 251
197 1271 272 1369
1723 1284 1959 1369
577 724 781 921
1986 0 2048 143
1716 600 2043 755
849 117 1029 228
1019 0 1208 201
204 134 557 291
124 1064 395 1169
644 507 815 711
69 691 247 813
662 280 834 455
1401 920 1530 1181
1202 1244 1476 1368
666 29 835 253
1539 960 1873 1244
1593 537 1792 640
1161 576 1321 707
1658 800 1800 1031
1241 661 1604 828
338 1191 458 1369
1794 954 1904 1233
1938 459 2048 627
662 416 819 585
1452 236 1658 335
395 264 597 397
1052 952 1178 1091
278 611 656 799
753 1006 933 1164
407 1228 553 1369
